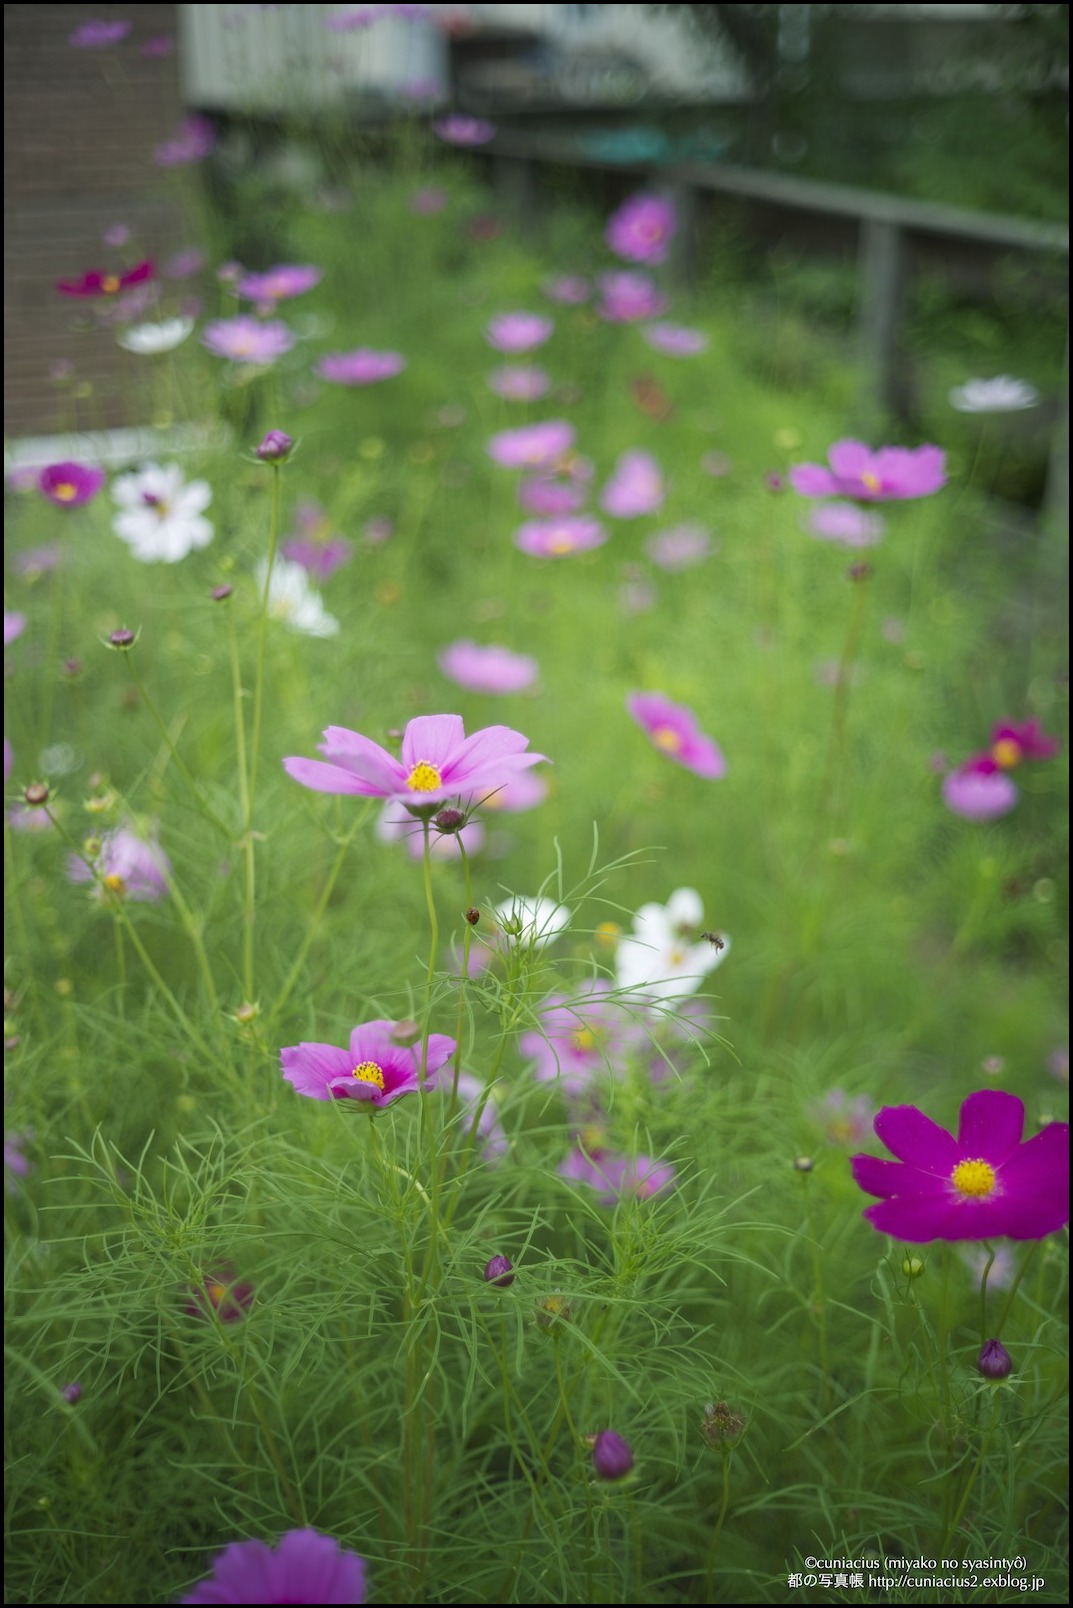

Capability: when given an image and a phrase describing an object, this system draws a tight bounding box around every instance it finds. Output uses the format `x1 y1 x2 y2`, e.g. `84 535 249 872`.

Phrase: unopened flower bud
592 1429 634 1481
61 1382 82 1405
390 1019 421 1047
535 1293 571 1332
256 429 293 463
108 627 136 650
234 1002 258 1025
63 658 83 678
765 472 785 492
977 1338 1013 1380
901 1255 925 1279
433 808 465 834
465 906 480 925
847 562 873 583
484 1255 515 1287
24 781 50 807
793 1155 814 1173
210 583 233 602
701 1400 745 1448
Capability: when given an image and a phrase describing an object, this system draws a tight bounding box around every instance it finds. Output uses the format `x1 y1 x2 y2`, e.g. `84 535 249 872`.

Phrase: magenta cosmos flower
641 322 708 357
284 712 547 807
789 440 946 501
281 1019 456 1106
851 1089 1069 1243
55 260 153 298
237 264 322 303
977 719 1060 771
515 515 608 558
596 271 668 324
606 193 677 266
38 461 106 508
627 692 726 779
518 476 586 516
438 641 538 694
69 19 131 48
434 115 496 145
203 317 295 364
560 1146 676 1205
485 313 554 354
184 1269 255 1324
487 420 575 470
316 348 405 384
600 450 665 518
521 982 641 1097
487 365 552 401
182 1528 367 1605
67 824 171 902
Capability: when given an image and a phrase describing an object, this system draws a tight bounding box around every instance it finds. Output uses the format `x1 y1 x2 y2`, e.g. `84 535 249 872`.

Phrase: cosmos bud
977 1339 1013 1380
483 1255 515 1288
591 1430 634 1481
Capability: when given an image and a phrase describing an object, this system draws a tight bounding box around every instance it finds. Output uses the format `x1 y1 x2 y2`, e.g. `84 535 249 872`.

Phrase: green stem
704 1452 733 1602
269 809 371 1023
124 655 232 838
800 1169 831 1410
939 1388 1003 1559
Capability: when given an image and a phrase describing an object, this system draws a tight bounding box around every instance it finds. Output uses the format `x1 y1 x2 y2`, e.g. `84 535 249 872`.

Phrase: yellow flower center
652 725 682 754
205 1280 228 1306
406 761 443 793
951 1158 996 1198
595 920 621 948
991 738 1022 770
351 1061 386 1090
102 873 126 894
861 471 881 492
548 534 576 554
572 1027 597 1053
55 482 77 502
101 274 120 294
668 946 686 966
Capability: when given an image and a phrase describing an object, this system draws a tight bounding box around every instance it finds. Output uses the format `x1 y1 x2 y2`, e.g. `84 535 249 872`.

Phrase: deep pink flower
644 524 712 570
521 982 641 1097
69 20 131 48
543 274 591 304
155 116 216 167
627 692 726 779
67 824 171 901
942 766 1019 820
486 420 575 470
789 440 946 501
485 313 554 354
182 1528 367 1605
281 1019 456 1106
284 712 548 807
514 515 608 558
560 1146 676 1205
983 720 1060 770
237 265 322 303
606 193 677 265
55 260 153 298
851 1089 1069 1242
804 501 885 548
487 365 552 401
641 322 708 357
438 641 538 694
434 115 496 145
316 348 405 384
38 461 106 508
600 450 665 518
596 271 668 324
203 317 295 364
184 1270 254 1324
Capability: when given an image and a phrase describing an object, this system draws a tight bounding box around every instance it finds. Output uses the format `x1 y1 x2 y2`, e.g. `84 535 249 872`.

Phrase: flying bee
700 932 725 951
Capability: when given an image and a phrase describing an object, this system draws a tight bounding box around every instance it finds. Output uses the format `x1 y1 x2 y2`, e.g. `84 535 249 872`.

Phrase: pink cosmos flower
487 365 552 401
543 275 591 305
281 501 352 580
434 115 496 145
438 640 538 694
486 420 575 470
941 766 1018 821
184 1269 255 1324
518 476 587 515
600 450 665 518
804 501 885 548
470 769 548 812
5 612 27 646
428 1069 508 1163
521 982 641 1097
281 1019 456 1106
155 116 216 167
55 260 153 298
38 462 106 508
514 515 608 558
11 544 63 577
284 712 547 807
596 271 668 324
485 313 554 354
69 20 131 48
789 440 946 501
163 248 207 279
316 348 405 384
182 1528 367 1605
815 1090 877 1147
606 193 677 265
560 1146 676 1205
202 317 295 364
237 264 322 303
410 186 447 214
627 692 726 779
644 524 712 570
851 1089 1069 1242
67 824 171 902
641 322 708 357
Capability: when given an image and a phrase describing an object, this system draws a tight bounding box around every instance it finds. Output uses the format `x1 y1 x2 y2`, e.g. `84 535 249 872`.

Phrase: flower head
434 115 496 145
155 115 216 166
627 692 726 779
851 1089 1069 1242
428 1069 507 1162
182 1528 367 1605
641 322 708 357
438 640 538 694
977 1339 1013 1380
117 316 195 355
949 376 1040 413
600 450 665 519
484 1255 515 1287
514 516 608 558
487 365 552 401
67 823 171 902
184 1269 255 1324
543 274 591 305
518 475 587 516
111 463 213 563
55 260 153 298
485 313 554 354
5 612 27 646
281 1020 456 1106
982 720 1060 769
592 1428 636 1479
606 193 677 266
316 348 405 384
804 501 885 548
69 20 131 49
815 1090 877 1147
615 888 728 1001
789 440 946 501
257 558 339 637
561 1146 676 1206
520 981 641 1097
487 420 575 470
282 501 352 580
256 430 294 463
595 271 668 324
284 713 548 807
237 264 322 304
38 461 106 507
942 765 1019 821
203 317 295 365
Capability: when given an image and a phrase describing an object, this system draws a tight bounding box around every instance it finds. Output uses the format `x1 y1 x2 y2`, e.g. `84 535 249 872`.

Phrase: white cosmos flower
615 886 729 1001
111 462 213 562
491 895 571 950
257 557 339 637
117 316 195 355
948 375 1040 413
